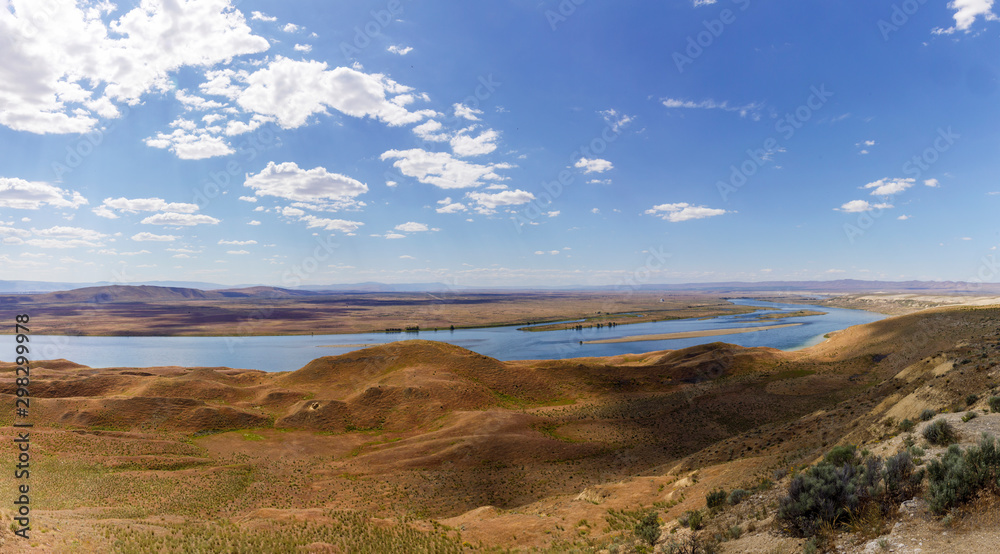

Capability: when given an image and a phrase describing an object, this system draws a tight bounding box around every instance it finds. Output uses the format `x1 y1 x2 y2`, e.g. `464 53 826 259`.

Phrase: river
25 299 884 372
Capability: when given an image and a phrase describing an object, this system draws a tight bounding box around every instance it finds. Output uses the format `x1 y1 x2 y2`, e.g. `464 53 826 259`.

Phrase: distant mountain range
1 278 999 295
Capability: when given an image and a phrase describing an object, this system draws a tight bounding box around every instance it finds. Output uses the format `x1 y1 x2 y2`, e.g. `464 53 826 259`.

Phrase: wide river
26 299 884 372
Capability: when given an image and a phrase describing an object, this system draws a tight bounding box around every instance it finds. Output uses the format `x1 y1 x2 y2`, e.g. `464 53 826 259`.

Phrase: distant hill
0 279 232 293
2 278 999 296
20 285 318 303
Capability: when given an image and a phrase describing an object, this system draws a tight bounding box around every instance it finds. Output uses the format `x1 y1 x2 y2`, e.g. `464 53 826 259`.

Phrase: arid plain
2 288 1000 552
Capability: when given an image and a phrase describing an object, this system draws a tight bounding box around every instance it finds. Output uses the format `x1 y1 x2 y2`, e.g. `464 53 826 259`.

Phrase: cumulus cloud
450 128 499 157
144 127 235 159
394 222 429 232
0 0 269 135
837 200 894 213
298 215 363 233
436 197 467 213
381 149 511 189
412 120 450 142
574 157 613 174
218 239 257 245
863 178 915 196
934 0 997 34
141 213 221 226
466 189 535 213
925 178 940 188
0 178 88 209
244 161 368 210
387 45 413 55
454 103 483 121
132 232 177 242
232 57 436 129
96 197 200 216
645 203 729 222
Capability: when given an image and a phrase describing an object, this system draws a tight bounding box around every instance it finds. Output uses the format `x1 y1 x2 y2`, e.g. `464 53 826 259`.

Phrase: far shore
581 322 804 344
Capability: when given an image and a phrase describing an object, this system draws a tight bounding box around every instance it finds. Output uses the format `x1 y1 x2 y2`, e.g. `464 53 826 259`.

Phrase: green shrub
778 448 922 537
727 489 750 506
898 418 915 433
926 434 1000 514
923 419 958 446
684 509 703 531
706 489 727 509
966 393 979 406
989 396 1000 413
824 444 857 467
634 510 661 546
920 409 936 421
962 411 978 423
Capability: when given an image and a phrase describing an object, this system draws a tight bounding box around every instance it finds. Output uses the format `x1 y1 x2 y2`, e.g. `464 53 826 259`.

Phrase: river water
25 299 884 372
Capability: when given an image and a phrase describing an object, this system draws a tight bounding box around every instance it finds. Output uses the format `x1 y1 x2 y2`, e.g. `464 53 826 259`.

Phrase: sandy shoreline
581 322 803 344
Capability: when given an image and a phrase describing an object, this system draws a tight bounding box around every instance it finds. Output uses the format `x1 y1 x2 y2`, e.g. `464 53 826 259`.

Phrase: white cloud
381 149 511 189
383 233 406 239
282 23 300 32
898 215 910 220
244 161 368 210
863 178 914 196
645 203 729 222
248 220 262 225
218 239 257 245
132 232 177 242
574 157 613 174
662 98 763 119
394 222 429 232
547 211 560 217
175 90 225 111
412 120 450 142
924 178 940 188
232 57 435 129
837 200 894 213
693 0 718 5
934 0 997 34
0 178 88 210
454 103 483 121
298 215 363 233
399 255 416 259
436 197 467 213
251 11 277 22
144 127 235 159
387 45 413 55
599 109 634 133
98 197 200 215
238 196 258 202
227 250 250 255
141 213 221 226
293 44 312 53
0 0 269 135
450 128 499 157
466 189 535 211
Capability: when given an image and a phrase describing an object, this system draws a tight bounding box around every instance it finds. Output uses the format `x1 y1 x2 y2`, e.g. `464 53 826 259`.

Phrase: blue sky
1 0 999 287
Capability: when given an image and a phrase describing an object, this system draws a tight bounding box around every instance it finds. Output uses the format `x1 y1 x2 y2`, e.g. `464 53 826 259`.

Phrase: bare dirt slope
0 304 998 552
